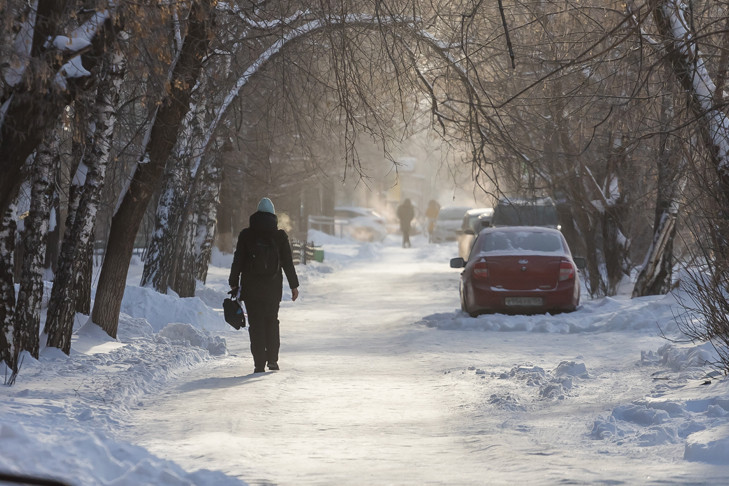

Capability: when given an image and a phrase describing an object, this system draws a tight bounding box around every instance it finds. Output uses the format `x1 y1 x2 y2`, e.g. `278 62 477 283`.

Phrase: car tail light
559 260 575 281
473 260 488 279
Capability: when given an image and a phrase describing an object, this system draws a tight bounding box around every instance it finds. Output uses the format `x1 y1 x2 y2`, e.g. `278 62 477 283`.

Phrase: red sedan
450 226 583 316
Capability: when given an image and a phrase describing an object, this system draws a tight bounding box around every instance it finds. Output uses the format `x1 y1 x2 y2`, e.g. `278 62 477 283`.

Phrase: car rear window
492 204 559 227
478 231 563 253
438 207 469 220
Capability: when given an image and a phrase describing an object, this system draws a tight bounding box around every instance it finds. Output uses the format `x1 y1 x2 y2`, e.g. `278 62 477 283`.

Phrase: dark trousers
245 299 281 369
401 226 411 248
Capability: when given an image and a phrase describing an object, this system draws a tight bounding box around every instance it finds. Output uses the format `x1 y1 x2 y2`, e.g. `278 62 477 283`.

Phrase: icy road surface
125 241 729 485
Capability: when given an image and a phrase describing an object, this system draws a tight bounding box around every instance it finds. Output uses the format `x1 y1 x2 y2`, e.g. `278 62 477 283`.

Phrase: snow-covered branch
653 0 729 175
201 13 457 157
49 9 114 90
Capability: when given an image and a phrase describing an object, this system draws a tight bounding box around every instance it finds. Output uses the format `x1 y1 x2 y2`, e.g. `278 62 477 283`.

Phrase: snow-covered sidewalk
1 235 729 484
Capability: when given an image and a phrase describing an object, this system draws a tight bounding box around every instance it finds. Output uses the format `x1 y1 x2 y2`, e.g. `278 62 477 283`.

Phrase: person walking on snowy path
397 198 415 248
425 199 440 243
229 197 300 373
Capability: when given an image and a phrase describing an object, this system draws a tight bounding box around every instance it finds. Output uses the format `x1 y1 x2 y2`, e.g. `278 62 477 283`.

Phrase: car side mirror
450 257 466 268
573 256 586 270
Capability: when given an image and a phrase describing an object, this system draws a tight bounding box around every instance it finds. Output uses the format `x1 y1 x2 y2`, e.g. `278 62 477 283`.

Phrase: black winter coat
397 201 415 231
228 211 299 302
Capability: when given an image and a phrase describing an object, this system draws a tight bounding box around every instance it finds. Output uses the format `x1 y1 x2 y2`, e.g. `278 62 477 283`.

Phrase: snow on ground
1 232 728 485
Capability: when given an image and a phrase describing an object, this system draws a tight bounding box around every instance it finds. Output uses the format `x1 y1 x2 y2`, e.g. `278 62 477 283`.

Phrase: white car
458 207 494 259
334 206 388 242
430 206 471 243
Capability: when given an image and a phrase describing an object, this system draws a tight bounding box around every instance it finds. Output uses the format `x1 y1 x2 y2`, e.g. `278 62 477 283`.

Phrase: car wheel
458 282 467 312
461 286 478 317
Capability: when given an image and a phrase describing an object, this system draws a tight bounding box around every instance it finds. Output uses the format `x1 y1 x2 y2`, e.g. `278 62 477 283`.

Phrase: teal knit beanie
257 197 275 214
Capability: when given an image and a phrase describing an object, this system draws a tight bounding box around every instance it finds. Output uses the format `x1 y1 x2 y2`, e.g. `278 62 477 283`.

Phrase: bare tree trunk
142 68 209 293
14 137 58 360
92 0 213 337
632 211 677 297
170 209 198 298
651 0 729 202
602 209 629 295
44 191 60 275
572 200 604 296
0 207 17 368
140 151 191 293
75 236 94 315
633 92 683 297
46 46 125 353
195 151 223 283
45 155 109 353
602 144 631 295
170 141 223 295
61 107 90 314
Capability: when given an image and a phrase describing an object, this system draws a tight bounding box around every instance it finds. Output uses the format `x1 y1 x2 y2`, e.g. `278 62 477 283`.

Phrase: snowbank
589 340 729 462
121 285 229 333
0 295 241 484
0 419 242 486
420 294 682 334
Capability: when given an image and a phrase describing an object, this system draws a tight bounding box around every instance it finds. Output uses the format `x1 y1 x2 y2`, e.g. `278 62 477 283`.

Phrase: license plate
505 297 543 307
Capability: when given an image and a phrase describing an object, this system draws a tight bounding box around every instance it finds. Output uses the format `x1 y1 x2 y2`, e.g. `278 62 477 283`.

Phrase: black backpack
245 232 280 278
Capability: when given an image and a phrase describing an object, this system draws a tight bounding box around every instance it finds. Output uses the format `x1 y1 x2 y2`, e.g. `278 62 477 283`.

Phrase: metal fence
291 240 324 265
307 215 335 235
308 215 350 238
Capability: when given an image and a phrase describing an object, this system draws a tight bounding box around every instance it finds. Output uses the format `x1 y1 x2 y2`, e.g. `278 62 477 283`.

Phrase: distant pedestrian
229 197 300 374
425 200 440 243
397 198 415 248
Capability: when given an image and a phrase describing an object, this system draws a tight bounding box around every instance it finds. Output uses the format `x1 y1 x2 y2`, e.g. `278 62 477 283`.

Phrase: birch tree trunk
194 151 223 283
0 207 17 368
92 0 213 338
170 208 198 298
45 191 61 275
651 0 729 201
63 107 93 315
75 237 94 315
14 137 58 360
602 143 631 296
632 211 677 297
55 134 85 308
171 142 223 295
633 93 683 297
140 130 195 292
45 46 125 354
141 67 209 293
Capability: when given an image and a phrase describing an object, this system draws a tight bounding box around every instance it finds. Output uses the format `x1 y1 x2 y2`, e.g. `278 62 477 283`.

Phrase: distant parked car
334 206 388 242
457 208 493 259
431 206 471 243
450 226 584 316
491 196 560 229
